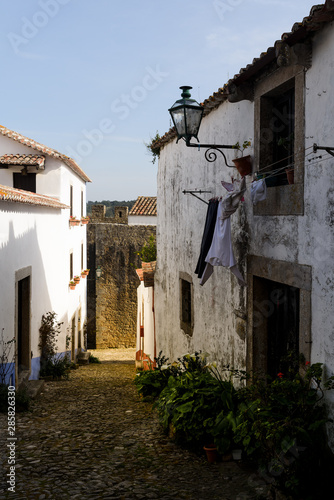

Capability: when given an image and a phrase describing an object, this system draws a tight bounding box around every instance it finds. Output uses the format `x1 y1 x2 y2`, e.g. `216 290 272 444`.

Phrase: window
13 172 36 193
81 190 84 218
180 272 193 336
70 252 73 280
70 185 73 217
254 68 305 216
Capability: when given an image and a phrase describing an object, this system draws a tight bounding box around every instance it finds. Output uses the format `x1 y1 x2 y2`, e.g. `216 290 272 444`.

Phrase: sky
0 0 319 201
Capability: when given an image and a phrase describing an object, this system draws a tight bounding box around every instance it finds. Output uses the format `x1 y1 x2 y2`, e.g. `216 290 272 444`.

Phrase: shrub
38 312 70 379
88 354 101 364
233 363 334 497
0 385 31 413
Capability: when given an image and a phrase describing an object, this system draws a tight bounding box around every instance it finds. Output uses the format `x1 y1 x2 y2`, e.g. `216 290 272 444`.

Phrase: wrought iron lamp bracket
313 143 334 157
184 139 235 168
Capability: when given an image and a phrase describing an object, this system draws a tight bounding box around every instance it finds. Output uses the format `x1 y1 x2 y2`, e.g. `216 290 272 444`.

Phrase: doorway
71 316 76 362
17 276 31 375
253 276 300 378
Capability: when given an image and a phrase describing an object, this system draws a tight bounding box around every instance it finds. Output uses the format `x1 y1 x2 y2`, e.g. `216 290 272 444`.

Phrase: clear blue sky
0 0 318 201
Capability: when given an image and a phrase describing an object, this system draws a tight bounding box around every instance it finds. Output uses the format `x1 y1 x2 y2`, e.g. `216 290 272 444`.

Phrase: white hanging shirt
250 178 267 205
200 177 247 287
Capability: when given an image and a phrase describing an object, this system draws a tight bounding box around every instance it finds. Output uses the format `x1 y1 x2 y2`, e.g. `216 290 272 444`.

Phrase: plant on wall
137 234 157 263
145 131 161 164
38 312 70 379
0 328 15 385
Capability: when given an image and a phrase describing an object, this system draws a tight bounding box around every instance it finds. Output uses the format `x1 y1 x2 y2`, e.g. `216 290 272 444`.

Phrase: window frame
254 66 305 216
179 272 194 336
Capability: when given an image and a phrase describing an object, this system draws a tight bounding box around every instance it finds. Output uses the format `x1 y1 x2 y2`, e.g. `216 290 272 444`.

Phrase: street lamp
169 86 235 167
96 265 102 279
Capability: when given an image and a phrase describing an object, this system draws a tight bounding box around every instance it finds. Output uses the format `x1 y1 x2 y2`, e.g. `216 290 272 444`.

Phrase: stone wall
87 207 155 349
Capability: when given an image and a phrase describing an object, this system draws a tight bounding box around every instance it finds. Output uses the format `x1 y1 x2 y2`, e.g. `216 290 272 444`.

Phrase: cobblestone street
0 351 271 500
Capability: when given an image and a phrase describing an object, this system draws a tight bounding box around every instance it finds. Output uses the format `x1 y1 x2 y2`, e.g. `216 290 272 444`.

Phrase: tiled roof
155 1 334 149
0 183 69 209
0 154 46 169
136 261 156 287
0 125 91 183
129 196 157 216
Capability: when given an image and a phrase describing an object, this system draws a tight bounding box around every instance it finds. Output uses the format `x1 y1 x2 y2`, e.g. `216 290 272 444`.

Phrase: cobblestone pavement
0 352 272 500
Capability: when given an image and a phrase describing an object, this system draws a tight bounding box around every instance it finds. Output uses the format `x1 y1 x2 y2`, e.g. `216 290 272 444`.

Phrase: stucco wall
0 146 88 382
155 98 253 366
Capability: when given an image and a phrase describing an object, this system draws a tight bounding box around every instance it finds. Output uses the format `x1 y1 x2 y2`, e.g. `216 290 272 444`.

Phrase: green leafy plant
232 140 251 157
88 354 101 364
137 234 157 263
134 351 179 400
145 131 161 164
0 385 31 413
233 362 334 497
0 328 15 385
38 312 70 379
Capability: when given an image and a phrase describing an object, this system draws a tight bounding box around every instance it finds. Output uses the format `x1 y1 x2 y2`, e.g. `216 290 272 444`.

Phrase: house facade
0 125 91 385
128 196 157 225
154 2 334 448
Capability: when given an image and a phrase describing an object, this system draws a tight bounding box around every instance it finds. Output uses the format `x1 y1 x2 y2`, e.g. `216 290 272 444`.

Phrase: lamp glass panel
171 108 186 136
185 108 203 137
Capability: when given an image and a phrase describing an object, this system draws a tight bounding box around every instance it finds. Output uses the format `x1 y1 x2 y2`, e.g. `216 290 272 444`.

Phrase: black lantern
169 86 236 167
168 86 204 144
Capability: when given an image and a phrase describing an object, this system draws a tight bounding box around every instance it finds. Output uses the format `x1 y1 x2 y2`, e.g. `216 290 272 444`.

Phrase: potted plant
81 269 89 276
232 140 252 176
69 280 76 290
69 216 80 226
73 275 80 284
81 216 90 224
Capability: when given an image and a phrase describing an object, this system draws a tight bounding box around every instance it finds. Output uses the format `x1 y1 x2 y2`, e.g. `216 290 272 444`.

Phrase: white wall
0 141 88 382
128 215 157 225
155 98 253 366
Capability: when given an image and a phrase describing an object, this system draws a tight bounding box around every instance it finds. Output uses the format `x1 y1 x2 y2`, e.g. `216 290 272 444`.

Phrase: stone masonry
87 205 156 349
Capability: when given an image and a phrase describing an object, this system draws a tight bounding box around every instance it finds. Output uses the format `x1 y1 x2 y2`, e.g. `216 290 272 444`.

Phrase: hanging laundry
200 177 247 287
250 178 267 205
195 199 219 279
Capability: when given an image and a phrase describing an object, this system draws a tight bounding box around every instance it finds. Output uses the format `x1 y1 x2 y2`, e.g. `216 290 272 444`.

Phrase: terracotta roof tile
0 183 69 209
136 261 156 287
0 125 91 183
129 196 157 216
0 154 46 169
154 2 334 149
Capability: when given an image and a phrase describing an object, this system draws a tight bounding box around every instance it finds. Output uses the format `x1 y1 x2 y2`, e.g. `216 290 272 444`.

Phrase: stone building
87 198 156 349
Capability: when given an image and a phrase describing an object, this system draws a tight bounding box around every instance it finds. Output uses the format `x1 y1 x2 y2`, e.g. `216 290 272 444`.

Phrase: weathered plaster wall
155 99 253 367
87 214 155 348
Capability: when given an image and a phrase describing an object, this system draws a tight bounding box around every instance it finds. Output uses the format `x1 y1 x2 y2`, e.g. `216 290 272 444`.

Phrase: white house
128 196 157 225
154 2 334 449
0 125 91 386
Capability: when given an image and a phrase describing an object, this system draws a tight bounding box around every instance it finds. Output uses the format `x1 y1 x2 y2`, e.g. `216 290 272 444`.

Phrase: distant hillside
87 200 136 218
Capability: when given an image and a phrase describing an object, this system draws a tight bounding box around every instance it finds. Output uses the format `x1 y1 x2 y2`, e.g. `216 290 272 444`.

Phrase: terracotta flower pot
232 155 252 176
285 167 294 184
203 444 219 463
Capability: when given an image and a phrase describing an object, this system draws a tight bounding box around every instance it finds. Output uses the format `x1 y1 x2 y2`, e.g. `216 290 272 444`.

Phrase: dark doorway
71 316 76 362
17 276 31 374
253 277 300 378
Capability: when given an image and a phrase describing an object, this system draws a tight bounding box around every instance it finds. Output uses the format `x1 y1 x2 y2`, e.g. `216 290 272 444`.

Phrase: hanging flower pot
232 155 252 176
203 444 219 463
69 281 76 290
74 276 80 284
285 167 294 184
